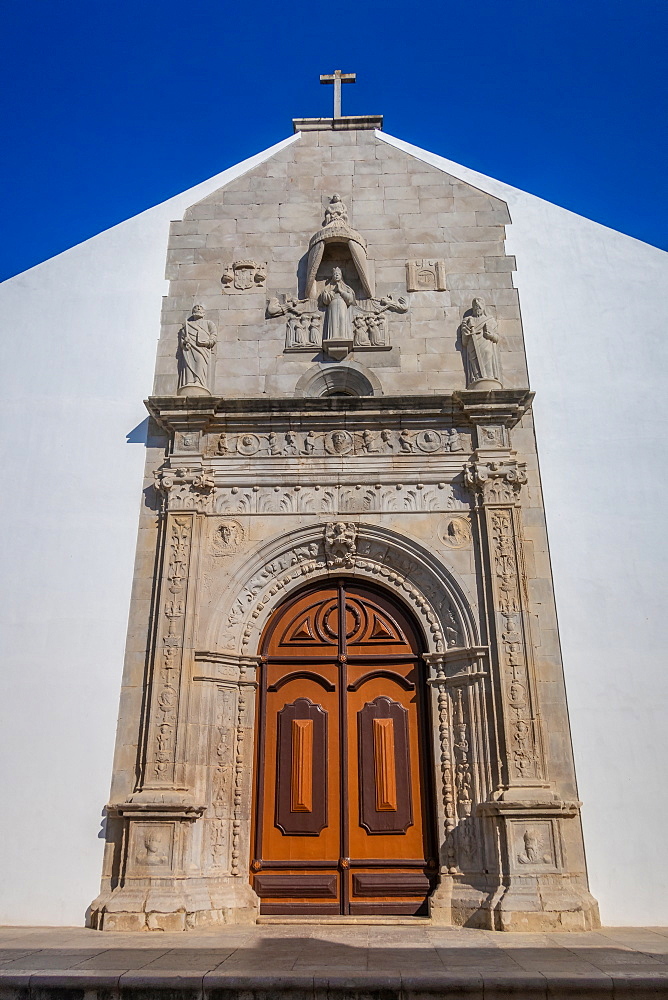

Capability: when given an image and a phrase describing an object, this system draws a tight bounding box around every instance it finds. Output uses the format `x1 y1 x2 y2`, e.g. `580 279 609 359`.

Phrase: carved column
423 646 490 924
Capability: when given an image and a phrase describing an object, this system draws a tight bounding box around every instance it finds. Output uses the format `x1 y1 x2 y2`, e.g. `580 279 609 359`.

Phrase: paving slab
0 927 666 1000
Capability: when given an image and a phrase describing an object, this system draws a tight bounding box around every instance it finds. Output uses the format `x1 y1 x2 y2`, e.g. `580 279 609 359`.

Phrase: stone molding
292 115 383 131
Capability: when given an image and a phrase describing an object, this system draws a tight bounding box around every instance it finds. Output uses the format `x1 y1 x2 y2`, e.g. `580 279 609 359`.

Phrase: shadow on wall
126 418 149 445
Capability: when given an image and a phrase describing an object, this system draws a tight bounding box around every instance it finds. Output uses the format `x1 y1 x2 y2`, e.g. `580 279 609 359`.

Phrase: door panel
252 581 436 915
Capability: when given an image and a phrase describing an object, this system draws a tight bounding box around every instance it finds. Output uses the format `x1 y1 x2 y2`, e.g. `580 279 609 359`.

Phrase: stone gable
154 130 527 397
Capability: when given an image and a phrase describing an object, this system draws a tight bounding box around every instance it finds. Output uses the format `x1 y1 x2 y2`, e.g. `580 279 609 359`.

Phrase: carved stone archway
203 522 480 659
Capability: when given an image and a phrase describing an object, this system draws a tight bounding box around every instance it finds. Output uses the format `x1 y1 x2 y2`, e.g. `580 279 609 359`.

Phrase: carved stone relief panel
476 425 509 450
439 515 472 549
174 430 201 455
406 259 447 292
221 260 267 292
177 306 217 397
208 686 235 870
509 820 560 874
148 515 193 785
265 193 409 359
211 518 244 556
205 426 469 458
129 822 175 874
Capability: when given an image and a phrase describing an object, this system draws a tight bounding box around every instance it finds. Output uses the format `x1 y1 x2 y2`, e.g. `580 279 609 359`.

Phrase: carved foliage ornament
152 516 192 782
488 507 541 783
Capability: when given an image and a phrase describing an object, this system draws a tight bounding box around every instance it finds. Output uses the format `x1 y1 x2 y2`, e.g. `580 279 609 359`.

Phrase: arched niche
295 361 382 398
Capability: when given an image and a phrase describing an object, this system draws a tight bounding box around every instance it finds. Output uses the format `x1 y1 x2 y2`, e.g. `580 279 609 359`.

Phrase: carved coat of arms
222 260 267 292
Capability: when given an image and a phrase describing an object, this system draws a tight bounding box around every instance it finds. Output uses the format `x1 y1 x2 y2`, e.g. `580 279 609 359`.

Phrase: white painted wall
382 133 668 926
1 128 666 926
0 136 297 926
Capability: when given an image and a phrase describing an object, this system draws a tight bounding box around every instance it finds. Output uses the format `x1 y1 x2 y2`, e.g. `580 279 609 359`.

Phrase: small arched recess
295 361 382 398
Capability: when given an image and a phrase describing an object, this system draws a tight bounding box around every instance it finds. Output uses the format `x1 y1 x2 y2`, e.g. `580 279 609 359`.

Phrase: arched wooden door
251 581 437 915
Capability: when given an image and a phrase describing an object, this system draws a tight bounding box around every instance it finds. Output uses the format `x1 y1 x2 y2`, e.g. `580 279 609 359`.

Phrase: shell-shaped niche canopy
305 194 374 300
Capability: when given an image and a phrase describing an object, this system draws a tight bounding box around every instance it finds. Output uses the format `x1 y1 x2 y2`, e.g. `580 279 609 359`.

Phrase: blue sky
1 0 666 281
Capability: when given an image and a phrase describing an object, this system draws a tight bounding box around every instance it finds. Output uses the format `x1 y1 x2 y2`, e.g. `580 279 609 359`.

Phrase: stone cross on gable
320 70 356 119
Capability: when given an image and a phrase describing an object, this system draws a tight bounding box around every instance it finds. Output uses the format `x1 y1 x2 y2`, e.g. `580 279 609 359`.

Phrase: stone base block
177 384 211 397
450 874 601 932
88 876 259 931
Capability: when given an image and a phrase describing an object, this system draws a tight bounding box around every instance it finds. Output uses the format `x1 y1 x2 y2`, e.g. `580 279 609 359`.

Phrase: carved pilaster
460 459 599 930
144 514 193 787
89 648 261 931
464 460 546 790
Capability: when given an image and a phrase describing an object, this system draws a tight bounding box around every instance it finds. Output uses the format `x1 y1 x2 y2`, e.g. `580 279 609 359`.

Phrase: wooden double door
252 581 436 915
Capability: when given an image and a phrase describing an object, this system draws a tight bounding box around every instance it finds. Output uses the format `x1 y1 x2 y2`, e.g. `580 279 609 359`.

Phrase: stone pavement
1 924 668 999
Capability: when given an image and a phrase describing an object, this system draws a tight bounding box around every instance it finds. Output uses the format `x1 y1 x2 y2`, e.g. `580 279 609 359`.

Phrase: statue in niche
269 193 410 358
460 297 501 388
320 267 356 342
306 194 374 300
177 304 217 396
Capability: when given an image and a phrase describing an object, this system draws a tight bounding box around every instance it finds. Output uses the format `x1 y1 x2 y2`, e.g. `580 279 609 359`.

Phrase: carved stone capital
464 460 527 505
153 466 216 513
424 646 488 684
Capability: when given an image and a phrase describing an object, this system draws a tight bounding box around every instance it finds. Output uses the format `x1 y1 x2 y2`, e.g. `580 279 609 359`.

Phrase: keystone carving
324 522 357 568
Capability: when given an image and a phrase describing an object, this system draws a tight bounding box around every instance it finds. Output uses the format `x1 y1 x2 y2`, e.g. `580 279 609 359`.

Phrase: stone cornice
453 388 534 425
293 115 383 132
145 390 534 434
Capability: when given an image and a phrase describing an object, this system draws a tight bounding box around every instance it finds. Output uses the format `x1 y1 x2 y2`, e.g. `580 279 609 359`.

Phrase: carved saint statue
323 193 349 226
177 304 217 395
320 266 356 342
460 297 501 387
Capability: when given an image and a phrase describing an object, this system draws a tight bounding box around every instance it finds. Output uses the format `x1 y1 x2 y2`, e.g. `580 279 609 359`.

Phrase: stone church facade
89 116 600 932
